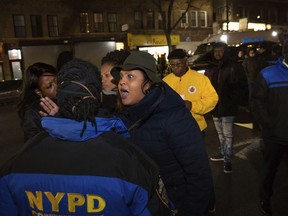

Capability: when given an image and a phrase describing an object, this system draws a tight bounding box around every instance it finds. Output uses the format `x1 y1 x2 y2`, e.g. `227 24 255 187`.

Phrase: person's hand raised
39 97 59 117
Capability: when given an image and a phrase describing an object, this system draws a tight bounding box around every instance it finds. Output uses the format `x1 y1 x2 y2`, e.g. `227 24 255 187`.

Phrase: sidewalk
204 117 288 216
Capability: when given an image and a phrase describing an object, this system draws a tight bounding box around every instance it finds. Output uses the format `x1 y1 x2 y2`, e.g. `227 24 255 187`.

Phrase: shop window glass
11 61 23 80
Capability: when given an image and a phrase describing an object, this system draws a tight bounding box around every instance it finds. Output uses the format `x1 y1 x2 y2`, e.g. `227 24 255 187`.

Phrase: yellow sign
128 33 180 46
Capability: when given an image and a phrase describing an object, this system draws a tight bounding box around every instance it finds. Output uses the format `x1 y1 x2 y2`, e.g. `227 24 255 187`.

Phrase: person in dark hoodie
111 51 213 216
205 42 245 173
0 58 172 215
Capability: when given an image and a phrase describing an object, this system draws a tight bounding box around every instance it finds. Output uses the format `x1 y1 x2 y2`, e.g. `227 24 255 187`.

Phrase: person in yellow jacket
163 49 218 132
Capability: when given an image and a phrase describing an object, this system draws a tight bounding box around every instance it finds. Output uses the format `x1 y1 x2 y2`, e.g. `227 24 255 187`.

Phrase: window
249 7 261 22
13 15 26 37
108 13 117 32
134 11 143 29
180 11 188 28
190 10 207 28
191 11 197 27
0 64 4 81
199 11 207 27
147 11 155 29
47 15 58 37
80 12 89 33
31 15 43 37
237 7 248 18
158 12 165 29
93 13 104 32
269 8 277 24
261 8 268 23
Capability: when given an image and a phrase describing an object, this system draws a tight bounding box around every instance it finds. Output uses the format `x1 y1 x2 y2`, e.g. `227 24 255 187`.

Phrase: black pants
260 138 288 202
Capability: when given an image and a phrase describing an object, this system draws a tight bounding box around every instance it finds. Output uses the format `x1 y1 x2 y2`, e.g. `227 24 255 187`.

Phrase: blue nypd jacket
0 116 171 215
251 57 288 141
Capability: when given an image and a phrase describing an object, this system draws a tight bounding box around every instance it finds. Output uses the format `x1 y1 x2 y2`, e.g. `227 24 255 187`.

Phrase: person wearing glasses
163 49 218 213
163 49 218 133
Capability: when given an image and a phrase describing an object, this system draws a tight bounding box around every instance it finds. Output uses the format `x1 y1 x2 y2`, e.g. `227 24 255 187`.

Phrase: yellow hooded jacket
163 68 218 131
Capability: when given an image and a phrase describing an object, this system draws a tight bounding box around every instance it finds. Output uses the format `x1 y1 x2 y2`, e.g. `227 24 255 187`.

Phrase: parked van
189 30 281 73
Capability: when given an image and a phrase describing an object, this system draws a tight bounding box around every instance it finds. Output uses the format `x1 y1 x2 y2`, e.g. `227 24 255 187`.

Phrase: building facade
213 0 288 33
0 0 213 80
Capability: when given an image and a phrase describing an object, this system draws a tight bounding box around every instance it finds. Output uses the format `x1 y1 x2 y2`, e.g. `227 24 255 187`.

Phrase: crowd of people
0 36 287 216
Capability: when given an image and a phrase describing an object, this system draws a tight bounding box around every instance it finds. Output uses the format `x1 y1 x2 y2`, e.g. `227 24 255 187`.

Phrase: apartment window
0 64 4 81
108 13 117 32
134 11 143 29
249 7 261 22
261 8 268 23
191 11 197 27
199 11 207 27
31 15 43 37
237 7 248 18
80 12 89 33
180 11 188 28
147 11 155 29
93 13 104 32
47 15 58 37
190 10 207 28
13 15 26 37
269 8 277 24
158 12 165 29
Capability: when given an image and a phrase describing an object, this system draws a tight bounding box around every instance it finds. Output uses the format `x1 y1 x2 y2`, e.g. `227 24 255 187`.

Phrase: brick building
0 0 213 80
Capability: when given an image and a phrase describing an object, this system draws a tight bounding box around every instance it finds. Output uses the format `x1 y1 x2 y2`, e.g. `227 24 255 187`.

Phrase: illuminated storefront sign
127 33 180 47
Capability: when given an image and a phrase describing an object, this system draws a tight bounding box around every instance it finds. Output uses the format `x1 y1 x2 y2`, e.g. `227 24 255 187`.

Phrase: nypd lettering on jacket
26 191 105 214
0 173 151 215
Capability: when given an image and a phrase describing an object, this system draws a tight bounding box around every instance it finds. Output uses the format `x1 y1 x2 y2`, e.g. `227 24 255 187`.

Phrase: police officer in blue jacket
0 58 172 216
251 37 288 216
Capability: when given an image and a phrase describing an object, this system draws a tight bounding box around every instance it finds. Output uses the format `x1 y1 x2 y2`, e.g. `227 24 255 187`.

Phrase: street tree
151 0 194 52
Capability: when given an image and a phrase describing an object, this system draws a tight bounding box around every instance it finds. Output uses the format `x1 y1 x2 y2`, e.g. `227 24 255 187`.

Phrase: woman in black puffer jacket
112 51 214 216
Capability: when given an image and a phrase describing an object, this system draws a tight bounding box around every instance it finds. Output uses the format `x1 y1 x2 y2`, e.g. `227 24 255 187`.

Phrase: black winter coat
119 83 213 216
19 100 43 142
205 60 246 117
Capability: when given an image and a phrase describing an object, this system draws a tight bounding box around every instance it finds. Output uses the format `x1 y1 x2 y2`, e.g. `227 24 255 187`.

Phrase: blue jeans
212 116 235 162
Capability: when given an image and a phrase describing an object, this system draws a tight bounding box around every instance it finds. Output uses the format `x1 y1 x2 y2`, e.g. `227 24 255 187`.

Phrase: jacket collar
41 116 129 141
